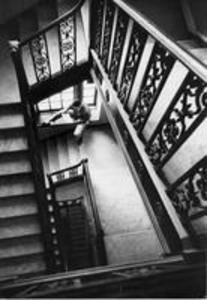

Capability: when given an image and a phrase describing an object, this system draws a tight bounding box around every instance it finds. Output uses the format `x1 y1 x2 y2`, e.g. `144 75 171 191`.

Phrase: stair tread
0 173 35 197
0 253 46 277
0 104 24 129
0 235 44 259
0 151 31 176
0 132 28 154
0 115 24 130
0 215 41 240
0 211 37 221
0 195 38 219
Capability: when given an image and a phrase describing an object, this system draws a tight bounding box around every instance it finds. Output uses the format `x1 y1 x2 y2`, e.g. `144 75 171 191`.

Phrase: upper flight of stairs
0 0 83 281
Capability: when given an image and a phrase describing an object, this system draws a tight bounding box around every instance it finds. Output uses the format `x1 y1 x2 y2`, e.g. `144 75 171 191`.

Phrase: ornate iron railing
19 0 85 85
91 0 207 247
46 159 106 271
167 156 207 226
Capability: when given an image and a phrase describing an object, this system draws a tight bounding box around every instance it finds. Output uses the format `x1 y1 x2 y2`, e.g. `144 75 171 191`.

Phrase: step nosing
0 193 36 201
0 171 32 178
0 212 38 221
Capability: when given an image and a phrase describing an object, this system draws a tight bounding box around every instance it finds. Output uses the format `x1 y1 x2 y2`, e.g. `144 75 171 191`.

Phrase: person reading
41 100 91 144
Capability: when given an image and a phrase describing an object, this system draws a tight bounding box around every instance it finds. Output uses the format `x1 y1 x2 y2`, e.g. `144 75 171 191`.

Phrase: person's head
72 100 81 108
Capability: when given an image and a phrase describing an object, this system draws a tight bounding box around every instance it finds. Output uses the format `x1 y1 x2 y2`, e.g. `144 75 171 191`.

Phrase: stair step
0 152 31 176
0 193 38 219
0 131 28 154
0 104 24 129
0 253 46 278
0 215 41 240
0 173 34 197
0 234 44 259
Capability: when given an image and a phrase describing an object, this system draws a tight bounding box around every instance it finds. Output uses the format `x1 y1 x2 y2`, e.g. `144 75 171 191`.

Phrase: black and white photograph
0 0 206 298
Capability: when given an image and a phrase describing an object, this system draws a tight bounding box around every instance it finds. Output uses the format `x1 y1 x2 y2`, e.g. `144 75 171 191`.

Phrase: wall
0 0 41 24
182 0 207 36
125 0 189 40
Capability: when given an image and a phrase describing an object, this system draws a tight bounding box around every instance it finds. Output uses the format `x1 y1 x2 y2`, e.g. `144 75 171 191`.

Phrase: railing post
9 40 55 273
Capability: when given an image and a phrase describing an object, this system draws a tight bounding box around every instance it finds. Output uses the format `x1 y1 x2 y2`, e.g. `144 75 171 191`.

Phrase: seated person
42 100 91 144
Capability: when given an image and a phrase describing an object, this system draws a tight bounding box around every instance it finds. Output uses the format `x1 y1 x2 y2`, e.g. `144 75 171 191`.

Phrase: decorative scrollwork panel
101 0 115 70
93 0 105 58
168 157 207 221
118 23 147 106
59 15 76 71
109 9 128 89
130 43 174 133
29 34 51 82
146 73 207 167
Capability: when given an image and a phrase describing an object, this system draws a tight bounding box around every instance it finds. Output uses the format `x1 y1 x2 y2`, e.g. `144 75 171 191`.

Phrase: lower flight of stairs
0 102 46 280
59 199 92 270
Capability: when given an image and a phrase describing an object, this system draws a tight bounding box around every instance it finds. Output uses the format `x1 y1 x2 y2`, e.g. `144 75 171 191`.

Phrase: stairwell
0 0 206 294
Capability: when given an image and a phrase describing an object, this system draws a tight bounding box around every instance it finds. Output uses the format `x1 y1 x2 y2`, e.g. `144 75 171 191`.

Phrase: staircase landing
80 125 164 264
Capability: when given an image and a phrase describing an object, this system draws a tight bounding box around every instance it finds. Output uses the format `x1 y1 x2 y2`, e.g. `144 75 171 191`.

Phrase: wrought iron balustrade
19 0 85 85
90 0 207 250
167 156 207 236
91 0 207 171
46 159 106 271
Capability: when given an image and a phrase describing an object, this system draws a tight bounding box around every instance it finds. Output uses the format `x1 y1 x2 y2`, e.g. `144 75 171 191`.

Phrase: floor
80 125 164 265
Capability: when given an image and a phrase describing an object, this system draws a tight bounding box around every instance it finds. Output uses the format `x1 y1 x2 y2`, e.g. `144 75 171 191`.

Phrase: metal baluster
130 42 175 137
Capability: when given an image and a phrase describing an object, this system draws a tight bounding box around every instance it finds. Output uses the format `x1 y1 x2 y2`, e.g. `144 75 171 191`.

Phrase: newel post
9 40 55 272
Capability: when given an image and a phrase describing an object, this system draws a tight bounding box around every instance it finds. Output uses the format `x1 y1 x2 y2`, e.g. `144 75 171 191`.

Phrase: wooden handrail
48 159 86 177
113 0 207 82
20 0 85 47
0 255 184 289
83 160 103 238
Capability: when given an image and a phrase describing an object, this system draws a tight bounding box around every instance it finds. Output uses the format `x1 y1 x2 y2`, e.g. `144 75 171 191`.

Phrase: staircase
0 0 86 281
